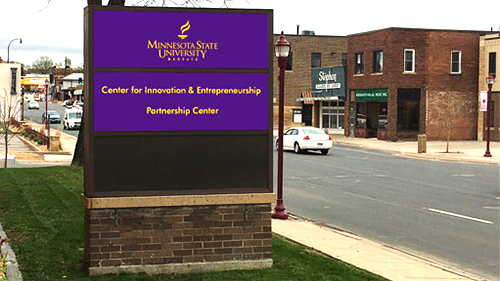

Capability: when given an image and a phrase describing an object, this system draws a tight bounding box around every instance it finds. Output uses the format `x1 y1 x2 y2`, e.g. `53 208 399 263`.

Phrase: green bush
37 140 44 145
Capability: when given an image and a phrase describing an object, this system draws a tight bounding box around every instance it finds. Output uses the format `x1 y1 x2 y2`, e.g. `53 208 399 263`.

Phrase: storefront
298 66 346 133
354 88 388 139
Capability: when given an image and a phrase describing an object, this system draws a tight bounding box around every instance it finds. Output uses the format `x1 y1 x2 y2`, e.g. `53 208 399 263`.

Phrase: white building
0 62 22 121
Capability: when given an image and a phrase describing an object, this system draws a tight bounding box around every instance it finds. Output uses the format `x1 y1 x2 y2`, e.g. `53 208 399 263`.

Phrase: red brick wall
347 28 483 140
272 34 347 127
85 204 272 271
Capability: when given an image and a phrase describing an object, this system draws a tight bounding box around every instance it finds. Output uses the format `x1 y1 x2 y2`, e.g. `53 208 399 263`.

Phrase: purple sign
93 72 268 131
93 10 269 69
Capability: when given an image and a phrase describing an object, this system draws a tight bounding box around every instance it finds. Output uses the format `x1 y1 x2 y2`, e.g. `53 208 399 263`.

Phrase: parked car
63 108 82 130
42 110 61 124
27 100 39 109
276 126 333 155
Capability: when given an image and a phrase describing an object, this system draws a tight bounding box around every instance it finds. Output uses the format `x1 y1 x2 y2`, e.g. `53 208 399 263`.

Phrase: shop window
311 52 321 68
373 50 383 73
321 101 344 130
489 52 496 78
451 51 461 74
286 52 293 71
355 53 364 74
404 49 415 73
397 89 420 132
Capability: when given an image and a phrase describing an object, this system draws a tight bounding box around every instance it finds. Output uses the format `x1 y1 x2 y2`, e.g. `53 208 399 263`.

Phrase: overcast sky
1 0 499 68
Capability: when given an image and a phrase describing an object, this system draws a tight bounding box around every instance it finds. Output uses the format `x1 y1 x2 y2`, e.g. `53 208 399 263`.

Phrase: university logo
147 20 219 62
178 21 190 40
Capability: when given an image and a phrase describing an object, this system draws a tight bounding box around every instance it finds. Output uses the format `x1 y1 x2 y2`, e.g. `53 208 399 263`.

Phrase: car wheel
294 142 302 154
321 149 329 155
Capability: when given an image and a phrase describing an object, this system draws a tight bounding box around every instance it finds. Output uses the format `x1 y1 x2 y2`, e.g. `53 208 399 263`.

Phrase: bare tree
440 99 467 153
29 56 54 73
0 89 21 168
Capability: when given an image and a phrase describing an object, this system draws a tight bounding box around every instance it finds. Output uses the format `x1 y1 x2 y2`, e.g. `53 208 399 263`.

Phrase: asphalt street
274 146 500 280
22 101 80 137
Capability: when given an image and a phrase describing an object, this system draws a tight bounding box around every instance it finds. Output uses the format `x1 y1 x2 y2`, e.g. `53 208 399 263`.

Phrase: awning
296 92 314 104
296 91 340 103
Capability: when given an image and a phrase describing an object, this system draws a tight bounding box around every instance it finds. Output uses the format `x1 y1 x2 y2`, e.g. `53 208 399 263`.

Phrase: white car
276 127 333 155
27 100 40 109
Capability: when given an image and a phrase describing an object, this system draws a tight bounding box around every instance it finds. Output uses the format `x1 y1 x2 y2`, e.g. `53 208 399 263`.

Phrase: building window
355 53 364 74
286 52 293 71
489 52 496 78
342 53 348 67
397 88 420 132
321 101 345 130
404 49 415 73
373 51 383 73
451 51 461 74
311 53 321 68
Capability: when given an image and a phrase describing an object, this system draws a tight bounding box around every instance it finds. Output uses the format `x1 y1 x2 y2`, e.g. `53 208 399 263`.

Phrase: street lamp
272 32 291 220
7 38 22 63
484 74 494 157
45 79 50 150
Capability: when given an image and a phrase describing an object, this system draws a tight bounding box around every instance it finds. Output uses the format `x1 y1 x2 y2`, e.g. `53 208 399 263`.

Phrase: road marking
426 208 493 224
484 206 500 210
451 174 476 177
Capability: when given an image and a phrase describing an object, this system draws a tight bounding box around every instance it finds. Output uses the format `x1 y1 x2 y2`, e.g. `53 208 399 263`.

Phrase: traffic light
78 77 83 86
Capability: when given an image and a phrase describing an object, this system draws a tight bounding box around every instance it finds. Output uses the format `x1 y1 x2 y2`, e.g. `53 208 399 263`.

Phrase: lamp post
7 38 22 63
45 79 50 150
484 74 494 157
21 86 25 121
272 32 290 220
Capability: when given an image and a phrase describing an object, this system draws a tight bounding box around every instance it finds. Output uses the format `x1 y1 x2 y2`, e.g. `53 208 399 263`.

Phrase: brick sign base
83 196 274 275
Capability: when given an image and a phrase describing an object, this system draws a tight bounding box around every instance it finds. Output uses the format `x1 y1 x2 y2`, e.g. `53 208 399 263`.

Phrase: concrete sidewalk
331 135 499 165
273 216 485 281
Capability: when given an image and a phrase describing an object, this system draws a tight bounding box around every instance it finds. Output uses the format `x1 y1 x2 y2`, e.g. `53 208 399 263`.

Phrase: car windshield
302 128 325 135
69 112 82 119
48 111 59 116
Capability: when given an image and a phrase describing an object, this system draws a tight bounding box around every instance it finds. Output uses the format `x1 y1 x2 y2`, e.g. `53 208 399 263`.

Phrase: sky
1 0 499 69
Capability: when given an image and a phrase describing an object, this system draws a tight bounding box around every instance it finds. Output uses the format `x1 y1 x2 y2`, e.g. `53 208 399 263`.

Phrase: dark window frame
397 88 421 132
354 53 364 74
286 51 293 71
311 52 321 68
373 50 383 73
404 49 415 73
451 51 461 74
489 52 496 78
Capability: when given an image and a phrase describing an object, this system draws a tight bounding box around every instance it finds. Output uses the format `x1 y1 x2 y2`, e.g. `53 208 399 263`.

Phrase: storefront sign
355 89 388 101
311 66 345 98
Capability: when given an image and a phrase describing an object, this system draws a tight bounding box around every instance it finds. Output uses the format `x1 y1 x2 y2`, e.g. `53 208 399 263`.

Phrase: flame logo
178 21 190 39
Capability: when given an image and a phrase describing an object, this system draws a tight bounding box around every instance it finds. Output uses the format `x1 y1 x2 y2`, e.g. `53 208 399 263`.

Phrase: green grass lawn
0 167 387 281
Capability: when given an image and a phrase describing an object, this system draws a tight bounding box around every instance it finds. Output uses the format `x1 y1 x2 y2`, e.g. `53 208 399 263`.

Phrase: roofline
347 27 489 37
273 33 347 39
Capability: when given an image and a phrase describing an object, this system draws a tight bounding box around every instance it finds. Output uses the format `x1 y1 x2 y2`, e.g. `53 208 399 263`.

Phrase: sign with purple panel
85 6 273 197
93 10 269 69
94 72 268 131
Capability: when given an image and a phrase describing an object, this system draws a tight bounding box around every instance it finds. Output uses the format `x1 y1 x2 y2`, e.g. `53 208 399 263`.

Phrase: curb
275 213 486 281
0 223 23 281
334 140 499 166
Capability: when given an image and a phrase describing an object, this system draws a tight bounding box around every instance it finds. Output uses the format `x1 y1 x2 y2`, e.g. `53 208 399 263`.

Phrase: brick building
478 32 499 141
272 32 347 132
346 28 486 140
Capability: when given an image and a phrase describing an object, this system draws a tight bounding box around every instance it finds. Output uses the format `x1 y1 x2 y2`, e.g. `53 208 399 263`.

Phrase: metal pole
272 56 288 220
484 82 492 157
7 38 22 63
